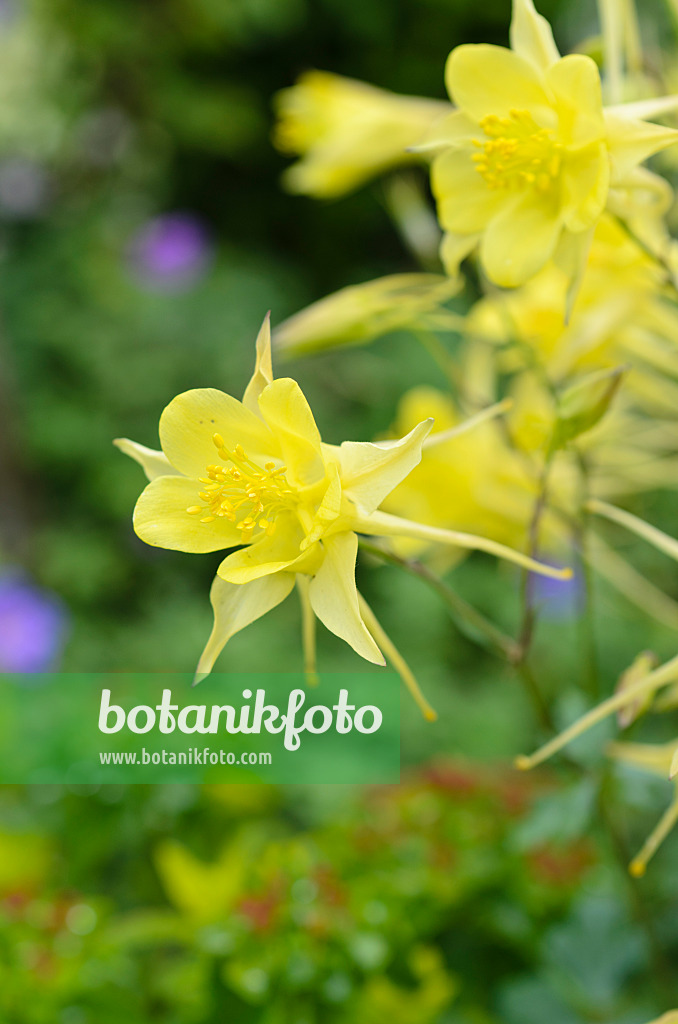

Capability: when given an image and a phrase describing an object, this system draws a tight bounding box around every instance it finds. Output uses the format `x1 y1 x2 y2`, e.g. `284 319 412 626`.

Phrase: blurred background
1 0 678 1020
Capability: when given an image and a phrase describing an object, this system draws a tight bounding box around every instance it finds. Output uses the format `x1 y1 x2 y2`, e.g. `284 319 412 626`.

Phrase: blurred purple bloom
128 212 212 290
0 0 18 26
0 573 68 673
529 557 583 620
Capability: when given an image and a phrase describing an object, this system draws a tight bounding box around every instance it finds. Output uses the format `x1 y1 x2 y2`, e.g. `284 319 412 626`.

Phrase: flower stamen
472 109 561 192
185 433 295 540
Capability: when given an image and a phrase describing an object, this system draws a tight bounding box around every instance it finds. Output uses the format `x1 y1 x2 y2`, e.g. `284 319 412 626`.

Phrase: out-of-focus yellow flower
380 350 678 632
115 316 568 710
467 216 678 413
0 831 51 894
380 385 553 562
273 70 450 198
273 274 459 357
155 839 249 923
424 0 678 288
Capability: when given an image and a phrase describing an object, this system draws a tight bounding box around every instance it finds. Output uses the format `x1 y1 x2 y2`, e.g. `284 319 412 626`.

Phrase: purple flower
0 573 69 673
528 556 584 620
128 212 212 290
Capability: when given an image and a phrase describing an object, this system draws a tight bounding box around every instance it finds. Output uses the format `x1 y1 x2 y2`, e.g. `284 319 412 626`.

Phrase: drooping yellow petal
337 418 433 517
159 389 278 479
308 531 384 665
480 192 562 287
545 54 605 147
605 113 678 181
133 476 243 553
194 572 296 683
560 141 609 232
445 45 554 125
114 438 180 481
257 377 326 487
510 0 560 72
217 513 314 583
432 149 505 234
440 231 480 277
242 312 273 413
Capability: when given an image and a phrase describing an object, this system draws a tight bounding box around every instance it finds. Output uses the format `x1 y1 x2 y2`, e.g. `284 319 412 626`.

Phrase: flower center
472 109 561 192
186 433 295 541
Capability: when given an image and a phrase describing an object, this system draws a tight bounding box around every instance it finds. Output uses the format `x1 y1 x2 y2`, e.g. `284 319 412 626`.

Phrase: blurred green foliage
0 764 653 1024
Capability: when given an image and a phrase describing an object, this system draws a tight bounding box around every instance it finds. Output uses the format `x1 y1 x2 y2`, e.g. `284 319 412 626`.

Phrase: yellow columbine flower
379 354 678 630
380 386 555 562
273 70 450 198
115 316 569 703
424 0 678 288
467 216 678 414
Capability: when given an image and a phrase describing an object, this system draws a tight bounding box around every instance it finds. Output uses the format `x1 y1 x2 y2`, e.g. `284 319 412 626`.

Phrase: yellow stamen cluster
472 109 561 191
186 433 294 541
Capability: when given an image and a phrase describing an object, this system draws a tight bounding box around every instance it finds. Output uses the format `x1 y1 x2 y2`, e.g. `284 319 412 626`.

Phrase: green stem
358 539 520 662
597 774 678 1004
574 449 599 699
414 329 459 392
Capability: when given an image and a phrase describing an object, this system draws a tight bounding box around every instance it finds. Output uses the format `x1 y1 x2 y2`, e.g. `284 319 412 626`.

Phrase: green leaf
551 365 627 451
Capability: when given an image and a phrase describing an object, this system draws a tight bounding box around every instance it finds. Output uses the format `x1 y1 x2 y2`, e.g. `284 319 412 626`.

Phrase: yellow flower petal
545 54 605 147
561 141 609 232
134 476 243 553
439 231 480 277
194 572 295 683
509 0 560 72
480 192 562 287
308 531 384 665
432 149 505 234
159 388 278 479
412 110 478 153
257 377 326 487
337 418 433 516
216 514 312 583
605 113 678 181
242 312 273 413
445 44 554 125
114 438 180 482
